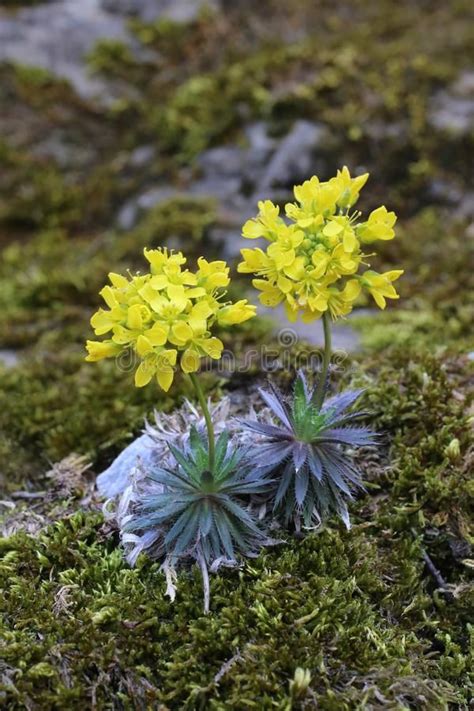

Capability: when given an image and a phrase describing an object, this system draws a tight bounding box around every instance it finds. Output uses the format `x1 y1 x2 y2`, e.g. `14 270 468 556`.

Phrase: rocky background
0 1 473 708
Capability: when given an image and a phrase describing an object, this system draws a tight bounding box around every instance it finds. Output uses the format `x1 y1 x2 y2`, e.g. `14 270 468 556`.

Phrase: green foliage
130 196 217 246
0 142 83 229
245 375 377 528
87 40 137 76
0 354 187 490
0 198 218 347
125 429 272 610
1 509 471 709
354 209 474 351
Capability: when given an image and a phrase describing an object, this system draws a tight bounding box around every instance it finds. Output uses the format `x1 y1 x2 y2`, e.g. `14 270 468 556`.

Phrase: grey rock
207 226 243 260
190 175 242 202
136 186 178 210
117 185 180 230
30 131 96 169
429 71 474 137
129 145 156 168
117 202 139 231
255 120 328 195
101 0 220 23
428 178 464 206
192 145 244 200
96 433 159 498
197 145 244 179
0 0 128 99
245 121 276 155
256 302 360 353
366 120 408 142
0 350 19 368
454 192 474 221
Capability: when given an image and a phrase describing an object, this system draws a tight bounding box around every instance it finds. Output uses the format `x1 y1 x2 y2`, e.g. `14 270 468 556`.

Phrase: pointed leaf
258 386 293 430
294 468 309 506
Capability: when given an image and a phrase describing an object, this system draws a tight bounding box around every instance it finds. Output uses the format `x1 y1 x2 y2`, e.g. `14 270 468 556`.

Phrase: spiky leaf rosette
123 427 273 612
242 372 378 529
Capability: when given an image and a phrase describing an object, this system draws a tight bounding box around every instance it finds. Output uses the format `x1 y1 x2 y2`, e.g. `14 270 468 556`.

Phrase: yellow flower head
86 248 256 391
238 167 402 321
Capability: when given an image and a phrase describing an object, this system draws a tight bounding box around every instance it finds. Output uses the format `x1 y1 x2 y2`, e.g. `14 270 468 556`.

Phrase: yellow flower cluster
86 249 256 391
238 167 403 322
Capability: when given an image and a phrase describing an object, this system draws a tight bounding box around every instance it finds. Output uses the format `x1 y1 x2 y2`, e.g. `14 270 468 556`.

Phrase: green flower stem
313 311 332 410
189 372 215 473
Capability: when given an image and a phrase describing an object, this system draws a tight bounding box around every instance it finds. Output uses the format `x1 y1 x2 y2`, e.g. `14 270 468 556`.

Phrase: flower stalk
313 311 332 410
189 372 215 473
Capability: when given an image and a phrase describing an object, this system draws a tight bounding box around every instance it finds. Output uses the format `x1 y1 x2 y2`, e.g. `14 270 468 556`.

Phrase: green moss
129 196 217 247
85 0 474 188
0 198 219 347
87 40 137 77
1 344 472 707
1 504 471 709
0 350 200 490
0 142 84 229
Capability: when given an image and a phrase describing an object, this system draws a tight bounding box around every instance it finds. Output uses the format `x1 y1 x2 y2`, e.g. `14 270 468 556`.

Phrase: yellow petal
149 274 168 290
85 340 120 361
242 219 264 239
277 275 293 294
199 337 223 359
127 304 143 330
169 321 193 346
156 368 174 392
108 272 129 289
284 301 299 322
384 269 404 282
136 335 153 357
90 309 115 335
301 308 322 323
342 229 358 253
180 349 201 373
323 221 343 237
144 322 168 346
162 349 177 366
111 325 134 345
135 361 154 387
370 289 386 309
342 279 361 302
99 286 118 309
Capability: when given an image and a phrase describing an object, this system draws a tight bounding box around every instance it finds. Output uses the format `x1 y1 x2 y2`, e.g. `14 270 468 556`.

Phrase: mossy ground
1 1 473 708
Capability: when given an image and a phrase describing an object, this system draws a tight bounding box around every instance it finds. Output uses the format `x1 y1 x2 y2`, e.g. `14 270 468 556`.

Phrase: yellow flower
85 340 121 361
196 257 230 289
242 200 283 240
217 300 257 325
86 248 255 391
322 216 358 253
239 168 402 322
267 226 304 270
252 279 286 308
135 349 178 390
333 165 369 208
286 176 340 226
326 279 361 319
357 206 397 243
360 270 403 309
